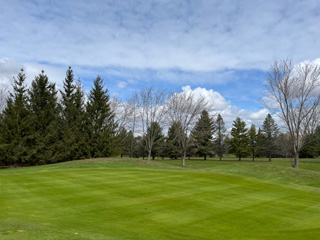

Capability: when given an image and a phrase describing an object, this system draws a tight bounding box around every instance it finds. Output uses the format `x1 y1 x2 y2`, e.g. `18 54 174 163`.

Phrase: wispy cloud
1 0 319 72
1 0 319 117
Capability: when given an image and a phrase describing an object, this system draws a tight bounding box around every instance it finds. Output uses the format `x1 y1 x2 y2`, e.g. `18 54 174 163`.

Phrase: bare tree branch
166 90 211 166
134 87 170 161
262 59 320 168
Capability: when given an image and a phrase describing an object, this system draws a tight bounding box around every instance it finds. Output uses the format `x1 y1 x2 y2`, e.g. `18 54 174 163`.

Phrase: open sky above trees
1 0 320 129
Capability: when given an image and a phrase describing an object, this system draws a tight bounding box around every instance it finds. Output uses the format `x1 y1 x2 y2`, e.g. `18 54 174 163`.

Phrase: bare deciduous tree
0 83 9 112
110 96 137 157
135 87 169 161
262 59 320 168
110 96 134 134
127 95 138 158
166 90 210 166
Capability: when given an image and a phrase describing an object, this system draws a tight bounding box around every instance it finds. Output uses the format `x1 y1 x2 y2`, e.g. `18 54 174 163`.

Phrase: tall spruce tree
229 117 249 161
0 69 31 166
60 67 76 123
29 70 59 164
86 76 117 157
262 114 280 161
72 79 88 159
58 67 87 161
214 114 226 160
191 110 215 160
248 124 257 161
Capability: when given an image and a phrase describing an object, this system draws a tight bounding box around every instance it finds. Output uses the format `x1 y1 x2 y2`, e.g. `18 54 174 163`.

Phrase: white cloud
0 57 21 85
0 57 69 93
249 109 269 121
23 62 66 89
0 1 319 73
181 86 230 111
117 81 127 89
179 85 270 129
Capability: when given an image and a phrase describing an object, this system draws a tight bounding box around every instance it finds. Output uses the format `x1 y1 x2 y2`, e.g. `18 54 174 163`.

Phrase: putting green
1 158 320 239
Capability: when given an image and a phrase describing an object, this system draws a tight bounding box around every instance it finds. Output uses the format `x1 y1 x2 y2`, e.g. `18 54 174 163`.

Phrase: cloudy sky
1 0 320 128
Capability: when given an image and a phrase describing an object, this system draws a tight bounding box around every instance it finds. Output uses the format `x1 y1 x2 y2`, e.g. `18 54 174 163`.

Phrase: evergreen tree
156 135 167 160
60 67 76 124
86 76 117 157
248 124 257 161
300 126 320 158
145 122 164 159
277 132 293 158
0 69 32 165
224 135 232 157
135 136 147 159
214 114 226 160
72 79 89 159
229 117 249 161
256 127 264 158
191 110 215 160
29 70 59 164
166 121 183 159
262 114 280 161
121 130 135 157
58 68 87 161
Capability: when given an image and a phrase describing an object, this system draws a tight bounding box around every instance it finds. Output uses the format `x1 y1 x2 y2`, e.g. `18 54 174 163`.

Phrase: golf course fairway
1 158 320 239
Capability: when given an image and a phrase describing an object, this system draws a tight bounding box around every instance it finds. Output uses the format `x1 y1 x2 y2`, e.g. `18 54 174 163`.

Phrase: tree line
1 59 320 168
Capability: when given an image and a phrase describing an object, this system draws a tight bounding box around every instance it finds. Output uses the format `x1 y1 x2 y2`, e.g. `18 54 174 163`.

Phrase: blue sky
1 0 320 127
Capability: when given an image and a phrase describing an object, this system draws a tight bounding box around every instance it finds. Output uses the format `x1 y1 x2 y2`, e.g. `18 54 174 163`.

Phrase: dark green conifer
58 67 88 161
28 70 59 164
214 114 226 160
166 121 184 159
229 117 249 161
86 76 117 157
248 124 257 161
145 122 164 159
262 114 280 161
0 69 31 165
191 110 215 160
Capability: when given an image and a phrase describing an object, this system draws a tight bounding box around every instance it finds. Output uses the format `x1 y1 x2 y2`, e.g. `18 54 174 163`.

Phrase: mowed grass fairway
1 158 320 239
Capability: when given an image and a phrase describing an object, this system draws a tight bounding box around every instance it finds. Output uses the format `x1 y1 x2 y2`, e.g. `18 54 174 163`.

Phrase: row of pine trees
0 67 119 166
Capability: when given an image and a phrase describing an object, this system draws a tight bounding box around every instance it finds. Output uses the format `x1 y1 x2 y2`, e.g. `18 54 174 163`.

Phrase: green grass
1 157 320 239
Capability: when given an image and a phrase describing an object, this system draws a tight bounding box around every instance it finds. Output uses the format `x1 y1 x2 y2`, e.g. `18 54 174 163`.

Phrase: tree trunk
219 155 222 161
182 152 186 166
294 151 299 168
204 155 206 160
147 150 151 161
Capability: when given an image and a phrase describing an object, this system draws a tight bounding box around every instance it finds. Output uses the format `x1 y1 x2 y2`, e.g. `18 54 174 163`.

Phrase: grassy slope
1 158 320 239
